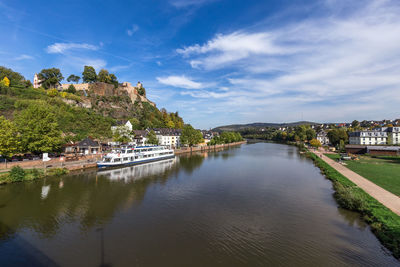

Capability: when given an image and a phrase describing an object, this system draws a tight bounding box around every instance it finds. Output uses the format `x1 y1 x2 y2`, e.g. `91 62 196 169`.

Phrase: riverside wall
174 141 247 155
0 141 246 172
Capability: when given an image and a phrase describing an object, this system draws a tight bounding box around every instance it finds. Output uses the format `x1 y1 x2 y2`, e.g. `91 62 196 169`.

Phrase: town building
154 128 182 148
132 130 149 146
316 131 330 145
33 73 41 88
348 127 400 145
349 130 388 145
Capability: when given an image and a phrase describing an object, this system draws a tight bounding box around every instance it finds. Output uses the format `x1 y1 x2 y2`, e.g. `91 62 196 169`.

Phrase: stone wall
61 83 89 91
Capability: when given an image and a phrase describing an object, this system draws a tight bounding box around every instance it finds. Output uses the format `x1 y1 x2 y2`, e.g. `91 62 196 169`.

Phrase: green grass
325 153 400 196
308 152 400 258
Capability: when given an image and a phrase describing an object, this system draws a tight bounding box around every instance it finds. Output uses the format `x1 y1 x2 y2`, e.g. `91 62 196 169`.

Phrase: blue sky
1 0 400 129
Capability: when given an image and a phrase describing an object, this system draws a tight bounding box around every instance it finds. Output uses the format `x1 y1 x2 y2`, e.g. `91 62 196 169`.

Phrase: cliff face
73 82 157 119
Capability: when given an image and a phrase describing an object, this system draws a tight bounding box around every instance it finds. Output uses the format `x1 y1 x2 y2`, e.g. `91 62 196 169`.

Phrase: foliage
9 166 25 182
98 69 118 88
129 118 140 130
46 168 69 176
137 87 146 96
67 74 80 83
66 84 77 94
38 68 64 89
209 131 243 145
0 66 26 87
0 116 20 157
82 66 97 83
307 151 400 258
47 88 59 97
14 103 63 154
1 77 10 87
112 125 131 143
327 128 348 147
180 124 204 147
309 138 322 148
146 130 159 145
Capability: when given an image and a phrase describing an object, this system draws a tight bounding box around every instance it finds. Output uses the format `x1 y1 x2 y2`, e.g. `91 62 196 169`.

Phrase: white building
316 131 330 145
33 73 41 88
349 130 388 145
387 127 400 145
154 128 181 148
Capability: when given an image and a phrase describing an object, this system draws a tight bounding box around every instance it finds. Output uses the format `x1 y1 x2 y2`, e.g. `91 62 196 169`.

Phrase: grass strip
307 151 400 259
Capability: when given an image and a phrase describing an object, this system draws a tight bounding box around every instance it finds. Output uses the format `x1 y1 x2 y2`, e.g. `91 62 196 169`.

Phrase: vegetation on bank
208 131 243 145
307 151 400 258
0 66 185 157
326 153 400 196
0 166 69 185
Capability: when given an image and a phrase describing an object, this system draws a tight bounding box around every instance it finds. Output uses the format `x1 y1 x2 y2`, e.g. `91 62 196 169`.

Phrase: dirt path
313 150 400 216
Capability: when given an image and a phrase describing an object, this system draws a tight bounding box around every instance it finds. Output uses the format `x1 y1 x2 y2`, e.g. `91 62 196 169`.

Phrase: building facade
154 128 181 148
348 127 400 145
316 131 330 145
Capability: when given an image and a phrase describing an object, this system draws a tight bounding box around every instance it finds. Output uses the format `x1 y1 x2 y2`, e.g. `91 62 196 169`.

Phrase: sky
1 0 400 129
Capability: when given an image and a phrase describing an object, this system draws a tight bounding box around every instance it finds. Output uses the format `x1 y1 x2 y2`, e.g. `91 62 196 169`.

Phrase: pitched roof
78 137 99 147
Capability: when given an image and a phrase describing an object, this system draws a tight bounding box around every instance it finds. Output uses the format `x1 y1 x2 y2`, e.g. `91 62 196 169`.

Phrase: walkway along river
0 142 398 266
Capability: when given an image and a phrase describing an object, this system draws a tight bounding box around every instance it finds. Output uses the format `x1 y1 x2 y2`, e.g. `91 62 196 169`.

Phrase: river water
0 142 398 266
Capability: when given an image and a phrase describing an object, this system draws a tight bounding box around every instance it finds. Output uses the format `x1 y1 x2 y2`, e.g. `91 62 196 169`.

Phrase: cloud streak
46 42 99 54
157 75 203 89
173 0 400 127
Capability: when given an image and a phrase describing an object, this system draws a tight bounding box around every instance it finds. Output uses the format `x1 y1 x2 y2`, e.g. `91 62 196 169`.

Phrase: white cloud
127 25 139 36
14 54 34 60
157 75 202 89
174 0 400 127
46 42 99 54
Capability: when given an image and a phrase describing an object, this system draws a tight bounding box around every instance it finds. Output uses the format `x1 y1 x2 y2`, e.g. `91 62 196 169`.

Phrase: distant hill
213 121 318 132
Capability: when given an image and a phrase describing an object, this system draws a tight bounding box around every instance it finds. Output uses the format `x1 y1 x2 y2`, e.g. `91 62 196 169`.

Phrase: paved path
313 150 400 216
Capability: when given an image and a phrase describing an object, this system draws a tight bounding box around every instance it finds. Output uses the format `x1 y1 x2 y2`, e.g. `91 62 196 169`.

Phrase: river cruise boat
97 145 175 168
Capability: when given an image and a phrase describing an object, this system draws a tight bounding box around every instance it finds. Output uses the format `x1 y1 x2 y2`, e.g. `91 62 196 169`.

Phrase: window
113 158 121 162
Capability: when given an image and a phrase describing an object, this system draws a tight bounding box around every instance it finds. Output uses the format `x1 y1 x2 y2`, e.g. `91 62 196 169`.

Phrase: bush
46 168 68 176
9 166 25 182
47 88 59 97
66 84 76 94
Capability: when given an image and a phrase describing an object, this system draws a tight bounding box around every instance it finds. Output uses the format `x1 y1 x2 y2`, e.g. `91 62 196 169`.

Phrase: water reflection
0 143 398 266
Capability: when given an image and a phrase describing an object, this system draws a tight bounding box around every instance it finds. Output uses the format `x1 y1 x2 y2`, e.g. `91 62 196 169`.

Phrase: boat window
113 158 121 162
121 150 126 154
104 158 112 162
135 156 138 159
124 157 129 161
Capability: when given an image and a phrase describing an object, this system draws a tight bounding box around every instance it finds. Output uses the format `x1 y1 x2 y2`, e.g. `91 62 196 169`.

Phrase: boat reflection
97 157 177 182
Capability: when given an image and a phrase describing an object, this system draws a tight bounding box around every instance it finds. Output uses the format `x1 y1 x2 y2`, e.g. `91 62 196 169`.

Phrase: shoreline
306 150 400 259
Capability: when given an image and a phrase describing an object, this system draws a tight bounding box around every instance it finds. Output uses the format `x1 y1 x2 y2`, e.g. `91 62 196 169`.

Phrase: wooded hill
0 66 184 144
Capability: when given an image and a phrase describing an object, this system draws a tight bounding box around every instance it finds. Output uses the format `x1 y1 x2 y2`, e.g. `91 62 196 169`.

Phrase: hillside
213 121 318 132
0 66 184 143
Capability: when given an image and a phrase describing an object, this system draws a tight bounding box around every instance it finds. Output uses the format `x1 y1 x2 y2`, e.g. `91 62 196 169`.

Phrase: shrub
47 88 59 97
46 168 69 176
9 166 25 182
66 84 76 94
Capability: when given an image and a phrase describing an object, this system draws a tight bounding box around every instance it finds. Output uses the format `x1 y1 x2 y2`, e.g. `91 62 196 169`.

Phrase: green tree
38 68 64 89
352 120 360 128
66 84 77 94
0 66 26 87
67 74 80 83
82 66 97 83
166 120 175 128
327 128 348 147
305 128 316 141
98 69 111 83
180 124 204 147
146 130 159 145
0 116 20 157
15 104 63 154
129 118 140 130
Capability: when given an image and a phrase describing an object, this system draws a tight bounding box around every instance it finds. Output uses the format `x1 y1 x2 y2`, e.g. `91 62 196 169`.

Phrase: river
0 142 398 266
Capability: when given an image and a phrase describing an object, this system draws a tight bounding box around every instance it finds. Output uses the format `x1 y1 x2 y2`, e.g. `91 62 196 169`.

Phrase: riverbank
306 151 400 259
174 141 247 155
0 167 69 185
